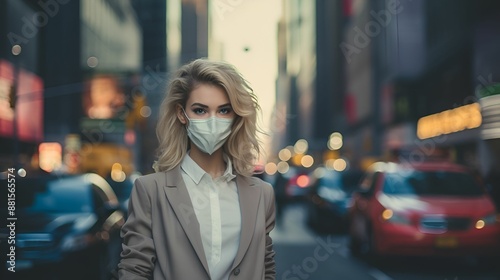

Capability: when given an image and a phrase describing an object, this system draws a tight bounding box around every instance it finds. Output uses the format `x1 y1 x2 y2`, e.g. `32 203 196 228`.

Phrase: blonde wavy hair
153 59 262 177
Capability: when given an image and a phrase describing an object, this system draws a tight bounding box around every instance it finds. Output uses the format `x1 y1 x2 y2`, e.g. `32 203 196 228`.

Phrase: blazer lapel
162 167 210 276
232 176 262 269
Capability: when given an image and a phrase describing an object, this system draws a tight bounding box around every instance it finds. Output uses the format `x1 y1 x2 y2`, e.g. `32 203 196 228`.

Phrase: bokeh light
17 168 27 177
333 158 347 171
140 106 152 117
294 139 308 154
278 148 292 161
277 161 290 174
313 167 326 179
301 155 314 168
11 45 22 55
328 132 343 150
111 163 126 182
325 159 335 170
265 162 278 175
87 56 99 68
296 174 310 188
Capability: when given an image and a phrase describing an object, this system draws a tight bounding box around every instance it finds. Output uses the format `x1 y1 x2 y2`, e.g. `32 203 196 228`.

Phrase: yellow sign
417 103 482 139
80 143 133 176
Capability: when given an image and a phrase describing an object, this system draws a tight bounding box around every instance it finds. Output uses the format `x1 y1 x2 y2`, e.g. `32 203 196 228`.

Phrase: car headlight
73 214 97 232
318 187 346 202
61 233 94 252
381 209 411 225
475 213 500 229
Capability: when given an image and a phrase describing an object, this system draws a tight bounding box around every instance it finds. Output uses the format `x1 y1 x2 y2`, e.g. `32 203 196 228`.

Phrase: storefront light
39 142 62 172
417 103 482 139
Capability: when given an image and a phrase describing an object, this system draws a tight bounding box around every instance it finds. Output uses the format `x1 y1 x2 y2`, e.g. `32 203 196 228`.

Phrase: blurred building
0 0 44 169
51 0 142 177
131 0 208 173
274 0 500 179
366 0 480 165
1 0 144 176
181 0 208 64
315 0 346 141
133 0 168 72
132 0 170 174
474 1 500 187
273 14 290 156
273 0 346 168
133 0 208 70
274 1 312 150
0 0 211 176
340 0 500 178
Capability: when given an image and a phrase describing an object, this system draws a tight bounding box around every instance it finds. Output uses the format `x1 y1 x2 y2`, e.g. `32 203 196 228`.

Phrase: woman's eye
220 108 232 114
193 108 206 115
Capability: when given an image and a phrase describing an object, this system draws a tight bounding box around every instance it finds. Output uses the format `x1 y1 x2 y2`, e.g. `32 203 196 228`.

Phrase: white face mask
183 110 233 155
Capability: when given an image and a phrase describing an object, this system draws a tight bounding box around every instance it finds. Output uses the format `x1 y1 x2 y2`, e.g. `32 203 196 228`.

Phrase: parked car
274 167 311 204
306 168 363 233
348 161 500 259
282 167 311 202
106 174 139 217
0 173 125 279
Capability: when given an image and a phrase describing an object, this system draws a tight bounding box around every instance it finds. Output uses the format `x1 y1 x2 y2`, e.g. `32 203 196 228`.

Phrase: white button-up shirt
181 154 241 280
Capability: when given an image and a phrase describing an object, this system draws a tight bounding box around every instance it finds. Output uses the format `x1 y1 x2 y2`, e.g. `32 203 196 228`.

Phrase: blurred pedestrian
273 171 288 226
117 59 276 280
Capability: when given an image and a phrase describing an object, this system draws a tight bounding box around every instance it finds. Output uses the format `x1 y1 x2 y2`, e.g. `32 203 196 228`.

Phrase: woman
118 59 276 280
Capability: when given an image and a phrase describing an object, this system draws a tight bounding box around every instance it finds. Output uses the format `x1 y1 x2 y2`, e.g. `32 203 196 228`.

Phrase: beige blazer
117 166 276 280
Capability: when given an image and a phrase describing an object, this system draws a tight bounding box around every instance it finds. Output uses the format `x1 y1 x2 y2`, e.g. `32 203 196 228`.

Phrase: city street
271 203 500 280
2 1 500 279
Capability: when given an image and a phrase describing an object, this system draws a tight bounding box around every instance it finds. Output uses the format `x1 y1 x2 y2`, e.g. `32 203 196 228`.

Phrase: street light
327 132 343 150
11 45 22 56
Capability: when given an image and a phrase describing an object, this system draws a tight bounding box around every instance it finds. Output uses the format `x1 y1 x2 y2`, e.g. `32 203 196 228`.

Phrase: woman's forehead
187 84 230 106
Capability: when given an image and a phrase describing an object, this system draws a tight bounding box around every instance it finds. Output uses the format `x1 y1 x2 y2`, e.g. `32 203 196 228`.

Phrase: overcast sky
210 0 282 161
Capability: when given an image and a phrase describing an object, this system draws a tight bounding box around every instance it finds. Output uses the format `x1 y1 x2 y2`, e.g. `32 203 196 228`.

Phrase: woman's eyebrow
190 103 231 108
190 103 208 108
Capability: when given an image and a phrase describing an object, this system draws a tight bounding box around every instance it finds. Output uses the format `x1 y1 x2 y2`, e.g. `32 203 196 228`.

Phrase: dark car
306 168 363 233
283 167 311 202
106 174 138 217
273 167 311 204
0 173 125 280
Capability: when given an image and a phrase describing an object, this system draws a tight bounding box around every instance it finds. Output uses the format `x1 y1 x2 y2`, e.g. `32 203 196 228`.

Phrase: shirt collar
220 153 237 182
181 152 236 185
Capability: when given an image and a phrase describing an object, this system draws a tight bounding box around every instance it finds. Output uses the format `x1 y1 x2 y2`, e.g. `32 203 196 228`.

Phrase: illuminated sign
0 59 43 142
417 103 482 139
83 75 125 119
39 142 62 172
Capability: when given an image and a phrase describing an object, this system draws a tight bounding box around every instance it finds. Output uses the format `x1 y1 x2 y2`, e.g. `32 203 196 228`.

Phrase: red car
349 161 500 258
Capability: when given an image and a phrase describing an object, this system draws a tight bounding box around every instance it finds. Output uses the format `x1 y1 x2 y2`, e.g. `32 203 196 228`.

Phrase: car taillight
296 175 310 188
